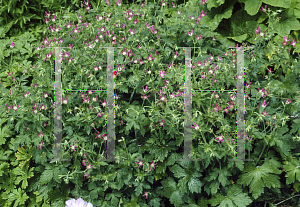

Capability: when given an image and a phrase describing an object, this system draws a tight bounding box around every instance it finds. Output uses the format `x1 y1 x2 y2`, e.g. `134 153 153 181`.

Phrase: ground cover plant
0 0 300 206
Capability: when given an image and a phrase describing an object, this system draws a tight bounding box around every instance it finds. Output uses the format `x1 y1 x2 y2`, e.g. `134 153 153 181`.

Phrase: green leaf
290 118 300 135
0 124 13 145
290 0 300 18
134 183 143 196
257 12 268 23
209 185 253 207
13 164 34 189
262 0 291 8
15 119 24 133
188 177 202 194
40 169 53 185
234 161 245 172
210 181 221 194
205 3 234 31
275 17 300 37
170 164 186 179
283 158 300 184
244 0 262 16
7 188 29 206
227 34 248 42
206 0 226 10
237 162 281 199
170 191 183 207
149 198 161 207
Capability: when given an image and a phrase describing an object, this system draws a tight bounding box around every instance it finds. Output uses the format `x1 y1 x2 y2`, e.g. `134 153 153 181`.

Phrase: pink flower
147 53 155 61
115 0 122 6
260 5 267 12
143 192 149 199
145 67 153 74
172 52 179 59
166 63 173 69
267 68 274 74
142 86 149 93
70 143 78 152
84 172 90 179
97 111 105 118
141 95 150 100
12 104 20 111
159 70 166 78
212 103 221 113
283 36 290 42
82 96 90 103
159 94 167 102
95 131 102 139
7 69 14 76
149 161 157 171
119 118 125 125
246 82 252 89
191 123 199 130
89 122 96 129
157 119 166 127
129 28 136 35
135 159 144 168
159 0 168 6
290 39 297 48
65 21 72 28
261 100 269 108
92 95 98 102
254 26 260 35
24 125 30 131
228 93 236 101
38 139 44 150
37 131 44 138
262 109 270 116
100 100 106 107
259 29 266 37
229 138 236 145
286 99 291 104
187 29 194 36
43 19 49 24
31 106 39 114
216 134 224 142
62 97 69 104
211 91 220 99
84 2 91 11
200 10 207 17
224 106 230 113
44 10 51 18
42 91 48 98
196 34 203 40
200 0 208 4
101 134 110 143
72 24 81 35
86 163 94 170
208 66 216 75
211 77 217 85
260 88 268 98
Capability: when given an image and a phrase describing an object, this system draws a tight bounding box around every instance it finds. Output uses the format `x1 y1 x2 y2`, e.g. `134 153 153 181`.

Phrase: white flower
65 198 93 207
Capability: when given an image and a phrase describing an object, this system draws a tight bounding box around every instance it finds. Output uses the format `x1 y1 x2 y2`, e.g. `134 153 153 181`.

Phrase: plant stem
255 142 267 166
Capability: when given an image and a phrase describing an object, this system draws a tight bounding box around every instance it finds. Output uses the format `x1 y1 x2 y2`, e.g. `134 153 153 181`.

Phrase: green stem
255 141 267 166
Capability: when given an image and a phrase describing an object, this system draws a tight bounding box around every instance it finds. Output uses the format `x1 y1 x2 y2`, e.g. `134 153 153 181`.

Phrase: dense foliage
0 0 300 206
